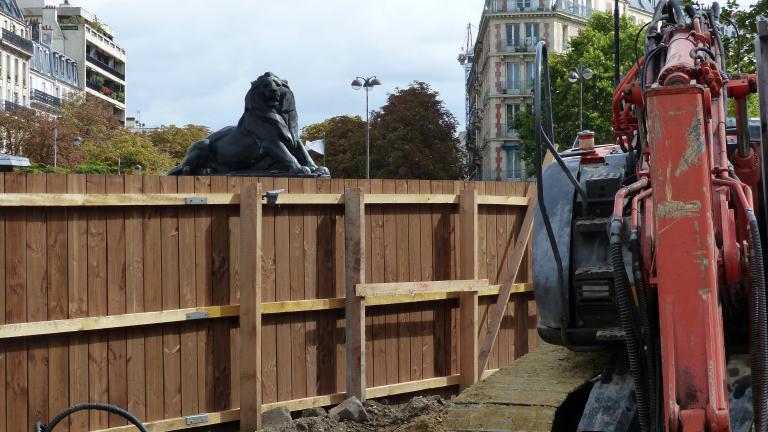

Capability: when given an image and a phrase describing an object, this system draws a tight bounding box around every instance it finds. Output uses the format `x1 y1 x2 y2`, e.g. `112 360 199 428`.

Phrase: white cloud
71 0 481 133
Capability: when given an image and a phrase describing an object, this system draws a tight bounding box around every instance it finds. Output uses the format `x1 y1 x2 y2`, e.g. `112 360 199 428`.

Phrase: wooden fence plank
315 179 336 396
430 181 447 378
418 180 435 379
344 188 365 400
209 177 231 411
177 177 198 416
239 183 263 431
288 178 307 400
105 175 127 427
356 280 490 297
124 176 146 422
142 176 164 422
273 177 292 402
303 178 319 398
27 175 48 431
86 175 109 429
46 174 68 431
382 180 398 385
193 176 213 413
459 189 479 390
66 174 88 430
159 177 182 419
394 180 410 386
260 177 277 404
406 180 422 382
369 180 385 388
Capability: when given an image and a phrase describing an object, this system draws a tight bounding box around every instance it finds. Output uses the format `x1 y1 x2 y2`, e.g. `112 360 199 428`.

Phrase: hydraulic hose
747 211 768 432
610 179 650 432
37 403 148 432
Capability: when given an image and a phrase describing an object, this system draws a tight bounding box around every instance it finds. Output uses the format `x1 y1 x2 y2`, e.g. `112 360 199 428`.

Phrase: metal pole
365 84 370 179
53 128 58 168
579 68 583 131
613 0 621 86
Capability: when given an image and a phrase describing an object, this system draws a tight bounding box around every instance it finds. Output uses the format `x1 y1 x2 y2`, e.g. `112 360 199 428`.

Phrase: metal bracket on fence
264 189 285 206
184 197 208 205
185 311 209 320
185 414 209 426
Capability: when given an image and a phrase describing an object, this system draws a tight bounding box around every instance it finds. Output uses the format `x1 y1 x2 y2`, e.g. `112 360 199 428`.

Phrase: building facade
29 29 81 112
465 0 653 181
20 0 126 123
0 0 32 112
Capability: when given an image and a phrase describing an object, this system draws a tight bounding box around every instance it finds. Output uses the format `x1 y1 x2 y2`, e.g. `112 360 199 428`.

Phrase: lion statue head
245 72 287 112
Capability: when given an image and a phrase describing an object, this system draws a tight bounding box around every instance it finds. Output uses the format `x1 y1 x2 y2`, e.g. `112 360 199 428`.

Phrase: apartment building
20 0 126 123
29 23 81 113
0 0 32 112
465 0 653 181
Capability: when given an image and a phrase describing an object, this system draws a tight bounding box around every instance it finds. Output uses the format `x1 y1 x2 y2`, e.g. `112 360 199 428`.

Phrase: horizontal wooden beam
477 195 529 206
0 305 240 339
364 193 458 204
91 409 240 432
0 192 529 207
0 284 532 339
93 374 469 432
356 279 490 297
0 193 239 207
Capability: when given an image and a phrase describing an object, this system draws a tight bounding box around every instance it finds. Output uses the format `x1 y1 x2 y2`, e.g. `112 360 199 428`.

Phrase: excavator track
444 343 610 431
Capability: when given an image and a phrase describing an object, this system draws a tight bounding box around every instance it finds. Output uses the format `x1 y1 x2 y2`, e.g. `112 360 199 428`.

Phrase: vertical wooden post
459 188 479 390
345 188 366 400
240 183 263 431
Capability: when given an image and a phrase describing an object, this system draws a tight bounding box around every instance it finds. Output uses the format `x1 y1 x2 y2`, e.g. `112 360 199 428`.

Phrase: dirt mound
260 396 451 432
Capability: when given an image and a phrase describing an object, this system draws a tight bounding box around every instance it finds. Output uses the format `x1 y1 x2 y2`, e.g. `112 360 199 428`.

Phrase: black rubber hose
630 231 657 432
747 211 768 432
610 218 650 432
666 0 685 25
40 403 148 432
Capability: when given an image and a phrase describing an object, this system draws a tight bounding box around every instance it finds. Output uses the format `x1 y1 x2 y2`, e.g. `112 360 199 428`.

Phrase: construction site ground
260 343 609 431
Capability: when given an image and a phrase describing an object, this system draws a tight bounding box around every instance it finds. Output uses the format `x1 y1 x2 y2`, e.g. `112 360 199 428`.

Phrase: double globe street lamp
568 65 594 131
351 76 381 179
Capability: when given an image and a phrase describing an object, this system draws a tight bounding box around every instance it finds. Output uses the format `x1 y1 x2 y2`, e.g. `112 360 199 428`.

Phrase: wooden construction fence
0 174 537 432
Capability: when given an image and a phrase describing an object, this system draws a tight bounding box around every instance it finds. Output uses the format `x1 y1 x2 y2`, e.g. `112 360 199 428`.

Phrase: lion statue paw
289 165 312 175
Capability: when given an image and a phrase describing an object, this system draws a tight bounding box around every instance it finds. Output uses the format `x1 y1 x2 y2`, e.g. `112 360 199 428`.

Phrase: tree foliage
81 132 174 175
300 115 366 178
369 81 469 179
302 82 469 180
146 124 210 162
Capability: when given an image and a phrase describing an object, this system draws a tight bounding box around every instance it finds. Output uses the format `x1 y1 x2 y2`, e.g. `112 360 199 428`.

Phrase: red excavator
530 1 767 431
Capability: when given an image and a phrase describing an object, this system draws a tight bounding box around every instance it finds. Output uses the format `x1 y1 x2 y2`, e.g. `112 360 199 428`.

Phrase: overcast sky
66 0 480 133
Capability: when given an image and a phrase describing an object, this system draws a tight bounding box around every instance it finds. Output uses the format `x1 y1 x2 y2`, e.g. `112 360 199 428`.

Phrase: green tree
369 81 469 179
300 115 367 178
513 12 642 165
146 124 210 163
81 132 174 175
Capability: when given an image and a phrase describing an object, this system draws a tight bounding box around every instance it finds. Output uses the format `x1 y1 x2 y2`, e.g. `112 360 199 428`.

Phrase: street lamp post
54 129 83 168
568 65 594 131
350 76 381 179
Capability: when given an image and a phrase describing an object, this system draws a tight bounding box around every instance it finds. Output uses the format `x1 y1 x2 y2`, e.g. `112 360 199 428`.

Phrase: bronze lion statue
167 72 329 177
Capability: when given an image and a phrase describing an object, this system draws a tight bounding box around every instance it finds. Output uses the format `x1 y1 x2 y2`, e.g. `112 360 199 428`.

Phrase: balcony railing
485 0 592 18
497 81 527 95
499 43 528 53
497 124 519 139
4 101 26 112
1 29 32 55
86 55 125 81
31 89 62 107
87 80 126 104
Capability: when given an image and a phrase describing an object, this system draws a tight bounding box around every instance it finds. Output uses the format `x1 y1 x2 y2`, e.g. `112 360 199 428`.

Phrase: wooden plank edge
0 193 528 207
92 375 465 432
0 284 532 339
477 195 530 206
356 279 491 297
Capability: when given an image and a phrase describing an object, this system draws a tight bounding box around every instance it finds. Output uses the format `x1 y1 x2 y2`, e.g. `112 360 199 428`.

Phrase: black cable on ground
38 403 148 432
